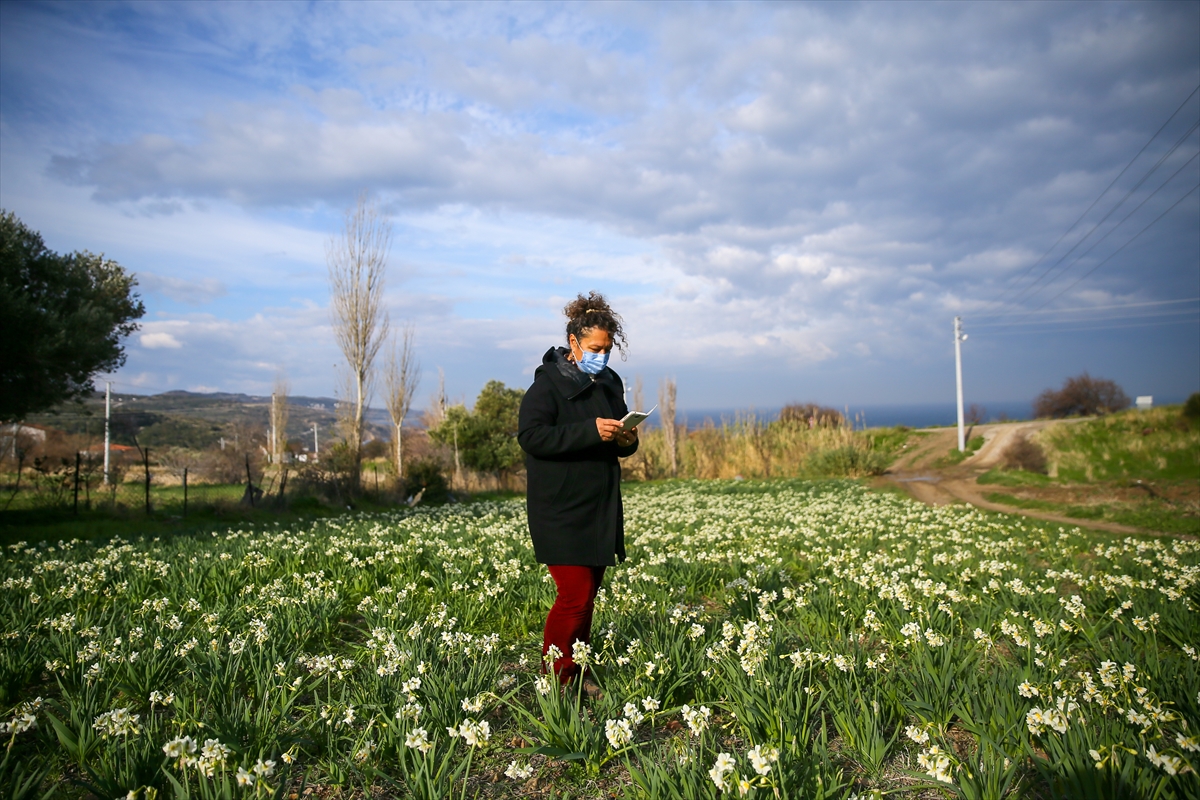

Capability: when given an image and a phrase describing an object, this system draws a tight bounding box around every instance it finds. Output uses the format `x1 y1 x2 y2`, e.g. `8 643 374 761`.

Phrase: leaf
161 767 189 800
44 710 79 760
512 745 588 761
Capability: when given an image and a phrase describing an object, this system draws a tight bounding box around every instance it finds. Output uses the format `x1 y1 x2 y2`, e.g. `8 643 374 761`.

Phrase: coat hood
536 346 620 400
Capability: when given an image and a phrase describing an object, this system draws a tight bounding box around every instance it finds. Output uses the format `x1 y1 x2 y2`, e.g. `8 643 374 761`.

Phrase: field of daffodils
3 479 1198 799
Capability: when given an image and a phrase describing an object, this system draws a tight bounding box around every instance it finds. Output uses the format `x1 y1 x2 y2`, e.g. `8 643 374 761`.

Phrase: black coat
518 347 638 566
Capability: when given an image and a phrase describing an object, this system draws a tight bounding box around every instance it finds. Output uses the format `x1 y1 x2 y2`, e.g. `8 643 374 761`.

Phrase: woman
517 292 639 697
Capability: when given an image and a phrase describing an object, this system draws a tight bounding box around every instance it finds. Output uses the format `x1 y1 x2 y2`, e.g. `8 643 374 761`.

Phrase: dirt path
882 419 1172 536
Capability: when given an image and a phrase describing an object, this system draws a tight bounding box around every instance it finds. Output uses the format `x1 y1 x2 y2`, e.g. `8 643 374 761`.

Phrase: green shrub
404 457 449 503
1184 392 1200 421
806 445 888 477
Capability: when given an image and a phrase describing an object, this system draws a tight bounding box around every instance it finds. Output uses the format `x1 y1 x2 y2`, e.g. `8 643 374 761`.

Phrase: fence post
73 451 81 515
183 467 188 518
277 465 287 509
144 446 151 515
245 453 255 508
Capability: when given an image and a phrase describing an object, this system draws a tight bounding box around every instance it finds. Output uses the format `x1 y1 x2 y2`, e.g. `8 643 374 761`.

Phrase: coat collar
538 346 617 400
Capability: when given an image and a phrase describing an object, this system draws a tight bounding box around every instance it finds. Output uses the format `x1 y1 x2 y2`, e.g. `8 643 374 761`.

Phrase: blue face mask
576 349 609 375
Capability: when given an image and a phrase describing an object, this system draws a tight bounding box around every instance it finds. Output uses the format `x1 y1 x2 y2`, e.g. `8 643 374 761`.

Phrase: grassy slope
982 491 1197 536
979 406 1199 534
1038 405 1200 482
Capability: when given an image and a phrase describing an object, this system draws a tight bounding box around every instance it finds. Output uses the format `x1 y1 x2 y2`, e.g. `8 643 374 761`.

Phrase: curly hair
563 291 627 356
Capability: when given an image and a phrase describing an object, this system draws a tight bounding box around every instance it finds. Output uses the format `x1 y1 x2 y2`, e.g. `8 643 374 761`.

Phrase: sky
2 0 1198 414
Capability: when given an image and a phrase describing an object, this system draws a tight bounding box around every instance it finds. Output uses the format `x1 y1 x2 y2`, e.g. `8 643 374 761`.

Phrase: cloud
3 1 1197 404
40 4 1193 301
136 272 227 305
140 331 182 349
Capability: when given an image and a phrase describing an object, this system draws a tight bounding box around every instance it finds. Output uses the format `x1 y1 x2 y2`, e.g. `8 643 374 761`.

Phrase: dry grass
624 416 895 481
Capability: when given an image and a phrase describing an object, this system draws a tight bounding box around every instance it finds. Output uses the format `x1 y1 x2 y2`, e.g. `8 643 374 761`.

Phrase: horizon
41 386 1194 434
2 1 1197 409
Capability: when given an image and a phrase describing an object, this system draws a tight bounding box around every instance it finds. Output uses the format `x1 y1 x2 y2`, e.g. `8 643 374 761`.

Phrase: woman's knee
550 589 593 616
550 566 599 597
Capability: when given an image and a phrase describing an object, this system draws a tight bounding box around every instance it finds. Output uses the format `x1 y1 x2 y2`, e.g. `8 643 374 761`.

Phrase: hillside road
880 419 1165 536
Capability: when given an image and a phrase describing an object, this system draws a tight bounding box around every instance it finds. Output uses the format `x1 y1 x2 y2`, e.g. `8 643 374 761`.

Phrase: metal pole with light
954 317 968 451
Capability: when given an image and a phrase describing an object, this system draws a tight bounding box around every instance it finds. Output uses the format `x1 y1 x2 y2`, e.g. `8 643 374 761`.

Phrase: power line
980 316 1199 337
970 307 1198 329
979 84 1200 314
1003 123 1199 309
1005 147 1200 309
1006 181 1200 324
972 296 1199 320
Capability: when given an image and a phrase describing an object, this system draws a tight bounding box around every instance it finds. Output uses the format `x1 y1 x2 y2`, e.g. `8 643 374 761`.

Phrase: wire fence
0 448 299 517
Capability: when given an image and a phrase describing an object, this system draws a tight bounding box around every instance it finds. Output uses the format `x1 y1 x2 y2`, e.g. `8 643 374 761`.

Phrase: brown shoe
580 676 604 700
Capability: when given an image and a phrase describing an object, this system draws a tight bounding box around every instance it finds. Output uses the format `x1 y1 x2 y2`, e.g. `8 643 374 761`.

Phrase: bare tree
628 376 648 480
382 325 421 479
334 364 358 442
659 377 677 478
1034 373 1130 418
270 372 291 464
966 403 987 426
422 367 447 430
327 194 391 486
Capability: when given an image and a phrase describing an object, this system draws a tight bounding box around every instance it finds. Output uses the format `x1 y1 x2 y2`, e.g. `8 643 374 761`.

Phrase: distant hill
24 389 419 450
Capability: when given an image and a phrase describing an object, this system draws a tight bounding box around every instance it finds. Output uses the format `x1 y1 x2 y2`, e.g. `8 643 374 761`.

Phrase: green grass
1039 405 1200 482
0 504 325 548
863 426 915 460
0 478 247 513
1106 504 1200 536
984 491 1199 536
934 435 985 467
977 468 1053 487
984 492 1101 517
0 486 522 548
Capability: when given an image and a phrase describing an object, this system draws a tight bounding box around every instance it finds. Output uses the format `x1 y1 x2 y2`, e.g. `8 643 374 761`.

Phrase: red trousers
542 565 606 683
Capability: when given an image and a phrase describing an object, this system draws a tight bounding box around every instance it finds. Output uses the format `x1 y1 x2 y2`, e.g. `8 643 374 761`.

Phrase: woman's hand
596 418 623 442
615 427 638 447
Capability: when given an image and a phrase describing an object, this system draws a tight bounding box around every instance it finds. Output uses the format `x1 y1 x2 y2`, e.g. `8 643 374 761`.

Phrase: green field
3 480 1198 798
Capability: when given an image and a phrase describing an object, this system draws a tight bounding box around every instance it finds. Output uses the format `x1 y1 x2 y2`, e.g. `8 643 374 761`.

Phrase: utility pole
103 381 112 485
312 423 319 458
270 392 277 465
954 316 968 452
